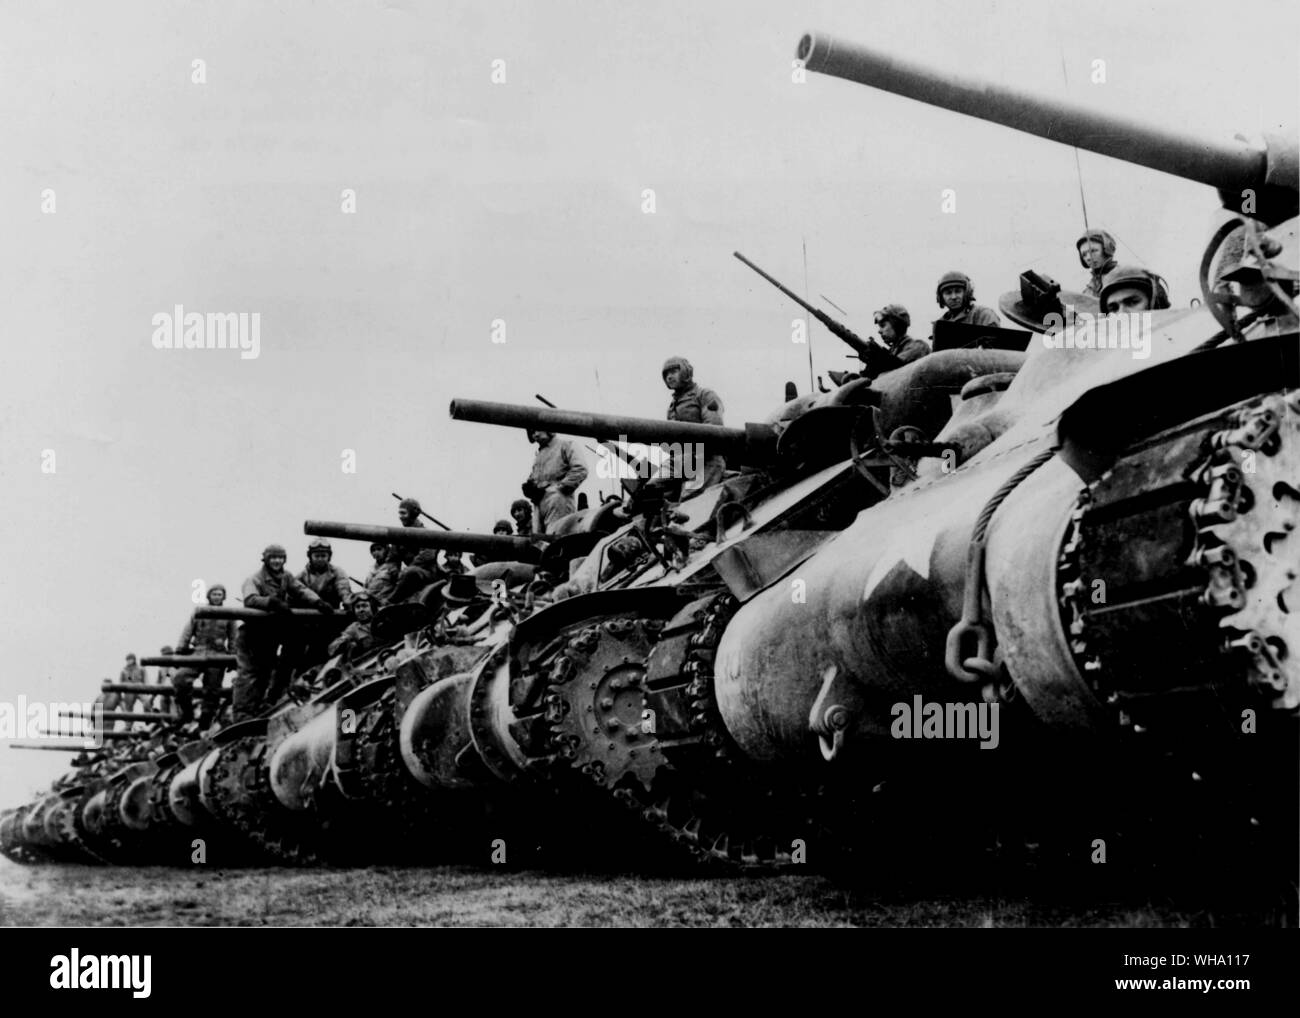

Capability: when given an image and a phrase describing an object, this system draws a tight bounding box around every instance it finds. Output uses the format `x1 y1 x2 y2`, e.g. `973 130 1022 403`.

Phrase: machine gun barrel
733 251 873 357
304 521 543 562
448 399 779 465
139 655 236 669
796 31 1283 196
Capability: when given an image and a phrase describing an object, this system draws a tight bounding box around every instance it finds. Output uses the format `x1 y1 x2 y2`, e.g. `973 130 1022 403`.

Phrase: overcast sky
1 0 1296 805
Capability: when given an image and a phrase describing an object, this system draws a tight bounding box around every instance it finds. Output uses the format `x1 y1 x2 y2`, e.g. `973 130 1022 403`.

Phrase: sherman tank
3 30 1295 889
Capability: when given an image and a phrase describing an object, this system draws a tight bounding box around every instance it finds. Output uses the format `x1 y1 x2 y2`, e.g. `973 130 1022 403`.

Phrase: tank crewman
296 538 352 666
1098 265 1171 314
662 356 727 491
327 592 377 660
364 541 401 604
173 583 236 726
396 497 426 565
390 549 445 603
858 304 930 378
1077 229 1119 298
934 271 1002 328
297 538 352 609
522 430 588 535
113 654 145 729
510 499 534 536
441 551 468 575
233 544 333 722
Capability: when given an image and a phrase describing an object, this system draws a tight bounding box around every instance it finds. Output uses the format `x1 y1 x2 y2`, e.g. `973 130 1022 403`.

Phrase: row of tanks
4 32 1297 891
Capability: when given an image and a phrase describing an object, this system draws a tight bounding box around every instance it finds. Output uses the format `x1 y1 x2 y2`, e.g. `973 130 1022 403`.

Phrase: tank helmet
307 537 333 557
510 498 532 514
874 303 911 333
493 519 513 535
350 591 375 608
935 270 974 307
1098 265 1171 312
207 583 226 597
661 356 694 385
398 497 422 513
261 543 288 562
1075 229 1117 268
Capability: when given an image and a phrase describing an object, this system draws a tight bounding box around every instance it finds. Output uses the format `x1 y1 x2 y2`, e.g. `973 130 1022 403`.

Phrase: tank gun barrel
797 32 1295 207
101 683 191 695
57 709 172 723
448 399 779 465
139 655 236 669
36 729 134 741
304 521 543 562
6 742 98 752
194 605 341 621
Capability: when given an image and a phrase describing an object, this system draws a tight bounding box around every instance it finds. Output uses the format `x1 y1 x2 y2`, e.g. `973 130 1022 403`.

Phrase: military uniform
662 356 727 491
527 437 588 534
233 565 326 722
938 304 1001 328
297 563 352 609
1076 229 1119 298
391 549 443 603
364 560 400 604
327 620 375 660
885 335 931 366
174 615 236 724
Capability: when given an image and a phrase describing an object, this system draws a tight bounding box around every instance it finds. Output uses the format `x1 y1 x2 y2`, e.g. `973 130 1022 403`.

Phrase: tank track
592 594 816 869
1058 388 1300 867
202 735 324 865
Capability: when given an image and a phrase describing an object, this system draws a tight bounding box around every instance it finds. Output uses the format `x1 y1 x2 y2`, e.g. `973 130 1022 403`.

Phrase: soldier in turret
397 497 425 529
857 304 929 378
396 498 426 566
390 549 445 603
662 356 727 492
1077 228 1119 298
233 544 333 722
364 541 401 604
174 583 236 727
522 430 588 535
298 538 352 609
510 499 534 536
327 592 377 660
934 271 1001 328
1099 265 1171 314
492 519 513 537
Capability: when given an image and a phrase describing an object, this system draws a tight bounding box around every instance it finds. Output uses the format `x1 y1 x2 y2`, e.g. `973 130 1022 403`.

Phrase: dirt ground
0 857 1283 927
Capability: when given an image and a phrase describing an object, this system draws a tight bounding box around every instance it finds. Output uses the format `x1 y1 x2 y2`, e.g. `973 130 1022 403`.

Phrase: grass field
0 857 1286 927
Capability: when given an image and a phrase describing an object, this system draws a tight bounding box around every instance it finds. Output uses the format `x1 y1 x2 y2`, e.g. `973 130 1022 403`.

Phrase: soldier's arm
895 339 930 366
242 575 273 610
697 388 725 427
332 567 352 604
327 624 358 657
285 573 325 607
973 306 1002 327
556 443 588 492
